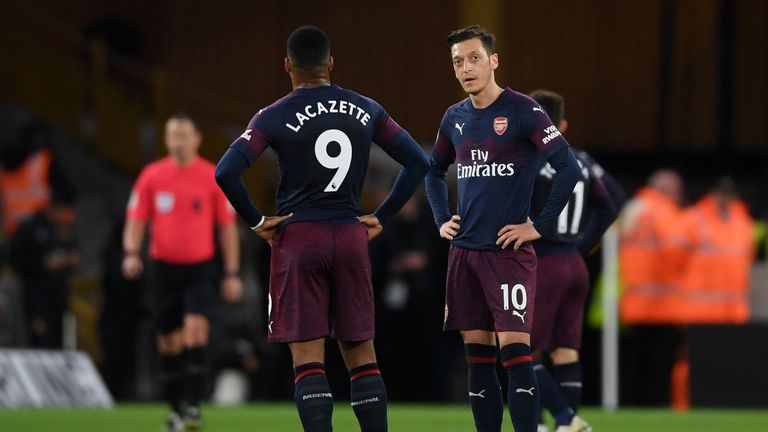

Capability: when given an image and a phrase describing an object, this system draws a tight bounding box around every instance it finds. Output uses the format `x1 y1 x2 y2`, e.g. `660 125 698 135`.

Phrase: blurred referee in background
122 113 243 431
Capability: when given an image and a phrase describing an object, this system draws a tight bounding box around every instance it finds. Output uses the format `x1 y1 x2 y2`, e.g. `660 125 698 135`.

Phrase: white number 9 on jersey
314 129 352 192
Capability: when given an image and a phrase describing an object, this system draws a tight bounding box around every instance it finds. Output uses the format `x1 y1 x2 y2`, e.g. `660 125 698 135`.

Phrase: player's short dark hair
446 25 495 56
167 112 199 131
529 89 565 126
287 25 331 70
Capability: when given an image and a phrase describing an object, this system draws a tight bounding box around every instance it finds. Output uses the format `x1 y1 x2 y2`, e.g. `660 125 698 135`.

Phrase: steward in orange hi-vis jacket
620 170 687 324
677 178 755 324
0 148 52 236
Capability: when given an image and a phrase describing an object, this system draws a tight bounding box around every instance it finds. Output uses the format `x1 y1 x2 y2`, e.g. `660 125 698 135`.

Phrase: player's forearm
577 177 619 253
578 203 618 255
373 132 429 224
218 223 240 274
533 146 580 238
123 218 146 254
215 147 264 227
425 159 452 228
602 171 627 211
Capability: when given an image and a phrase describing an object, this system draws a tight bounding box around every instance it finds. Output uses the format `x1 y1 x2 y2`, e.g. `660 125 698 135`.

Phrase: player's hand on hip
358 214 383 240
121 253 143 280
220 274 244 303
497 218 541 251
439 215 461 240
252 213 293 244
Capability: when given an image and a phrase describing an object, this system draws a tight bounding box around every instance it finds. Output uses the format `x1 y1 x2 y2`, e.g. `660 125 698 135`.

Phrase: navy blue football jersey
230 85 405 224
531 150 617 255
575 150 626 210
427 88 573 250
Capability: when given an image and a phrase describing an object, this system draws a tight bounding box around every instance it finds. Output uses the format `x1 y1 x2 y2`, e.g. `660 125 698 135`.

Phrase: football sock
465 343 503 432
294 362 334 432
159 352 184 414
349 363 388 432
553 361 582 412
184 347 207 409
501 343 539 432
534 363 574 426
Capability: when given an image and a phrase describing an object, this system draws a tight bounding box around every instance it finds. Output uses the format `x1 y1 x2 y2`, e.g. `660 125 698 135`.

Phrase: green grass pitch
1 403 767 431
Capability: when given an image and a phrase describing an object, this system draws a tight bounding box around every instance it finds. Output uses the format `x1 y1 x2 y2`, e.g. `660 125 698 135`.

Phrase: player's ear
559 119 569 134
490 52 499 71
327 56 334 73
284 58 291 74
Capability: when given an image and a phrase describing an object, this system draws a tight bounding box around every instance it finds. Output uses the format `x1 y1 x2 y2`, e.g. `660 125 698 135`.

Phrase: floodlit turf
0 403 766 431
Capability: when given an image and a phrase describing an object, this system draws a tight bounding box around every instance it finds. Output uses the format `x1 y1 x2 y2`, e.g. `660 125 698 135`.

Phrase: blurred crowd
0 113 766 407
0 119 78 349
618 169 758 408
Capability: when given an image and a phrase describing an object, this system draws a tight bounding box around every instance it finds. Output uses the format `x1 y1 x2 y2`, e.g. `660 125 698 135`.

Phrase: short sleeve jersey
127 156 235 263
229 84 404 225
431 88 570 250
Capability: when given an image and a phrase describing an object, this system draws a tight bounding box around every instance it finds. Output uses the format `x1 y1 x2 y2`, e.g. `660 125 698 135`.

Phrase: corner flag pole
601 224 619 411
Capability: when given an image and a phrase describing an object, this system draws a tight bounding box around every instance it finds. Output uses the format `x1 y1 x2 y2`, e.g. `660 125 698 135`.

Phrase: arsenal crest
494 117 508 135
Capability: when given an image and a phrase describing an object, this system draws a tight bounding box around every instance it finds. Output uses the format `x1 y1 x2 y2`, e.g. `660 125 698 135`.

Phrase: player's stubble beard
464 74 489 97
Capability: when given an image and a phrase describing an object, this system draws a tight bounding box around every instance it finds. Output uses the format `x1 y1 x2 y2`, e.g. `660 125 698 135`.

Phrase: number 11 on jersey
557 180 585 234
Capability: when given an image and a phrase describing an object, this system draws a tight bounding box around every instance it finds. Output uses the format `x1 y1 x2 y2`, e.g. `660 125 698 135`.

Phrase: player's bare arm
121 217 146 279
496 218 542 251
358 214 383 240
218 223 243 302
439 215 461 240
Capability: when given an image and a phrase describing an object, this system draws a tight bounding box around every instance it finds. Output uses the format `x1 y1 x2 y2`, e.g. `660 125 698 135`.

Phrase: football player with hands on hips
426 26 580 432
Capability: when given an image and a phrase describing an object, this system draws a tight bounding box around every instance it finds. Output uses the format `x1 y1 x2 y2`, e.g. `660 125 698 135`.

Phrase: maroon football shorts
532 251 590 350
444 244 537 334
268 221 374 343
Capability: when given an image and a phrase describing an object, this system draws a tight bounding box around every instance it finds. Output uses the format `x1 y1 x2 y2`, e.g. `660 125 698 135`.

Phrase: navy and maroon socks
294 362 334 432
554 361 582 412
534 363 575 427
349 363 388 432
465 343 503 432
501 343 539 432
